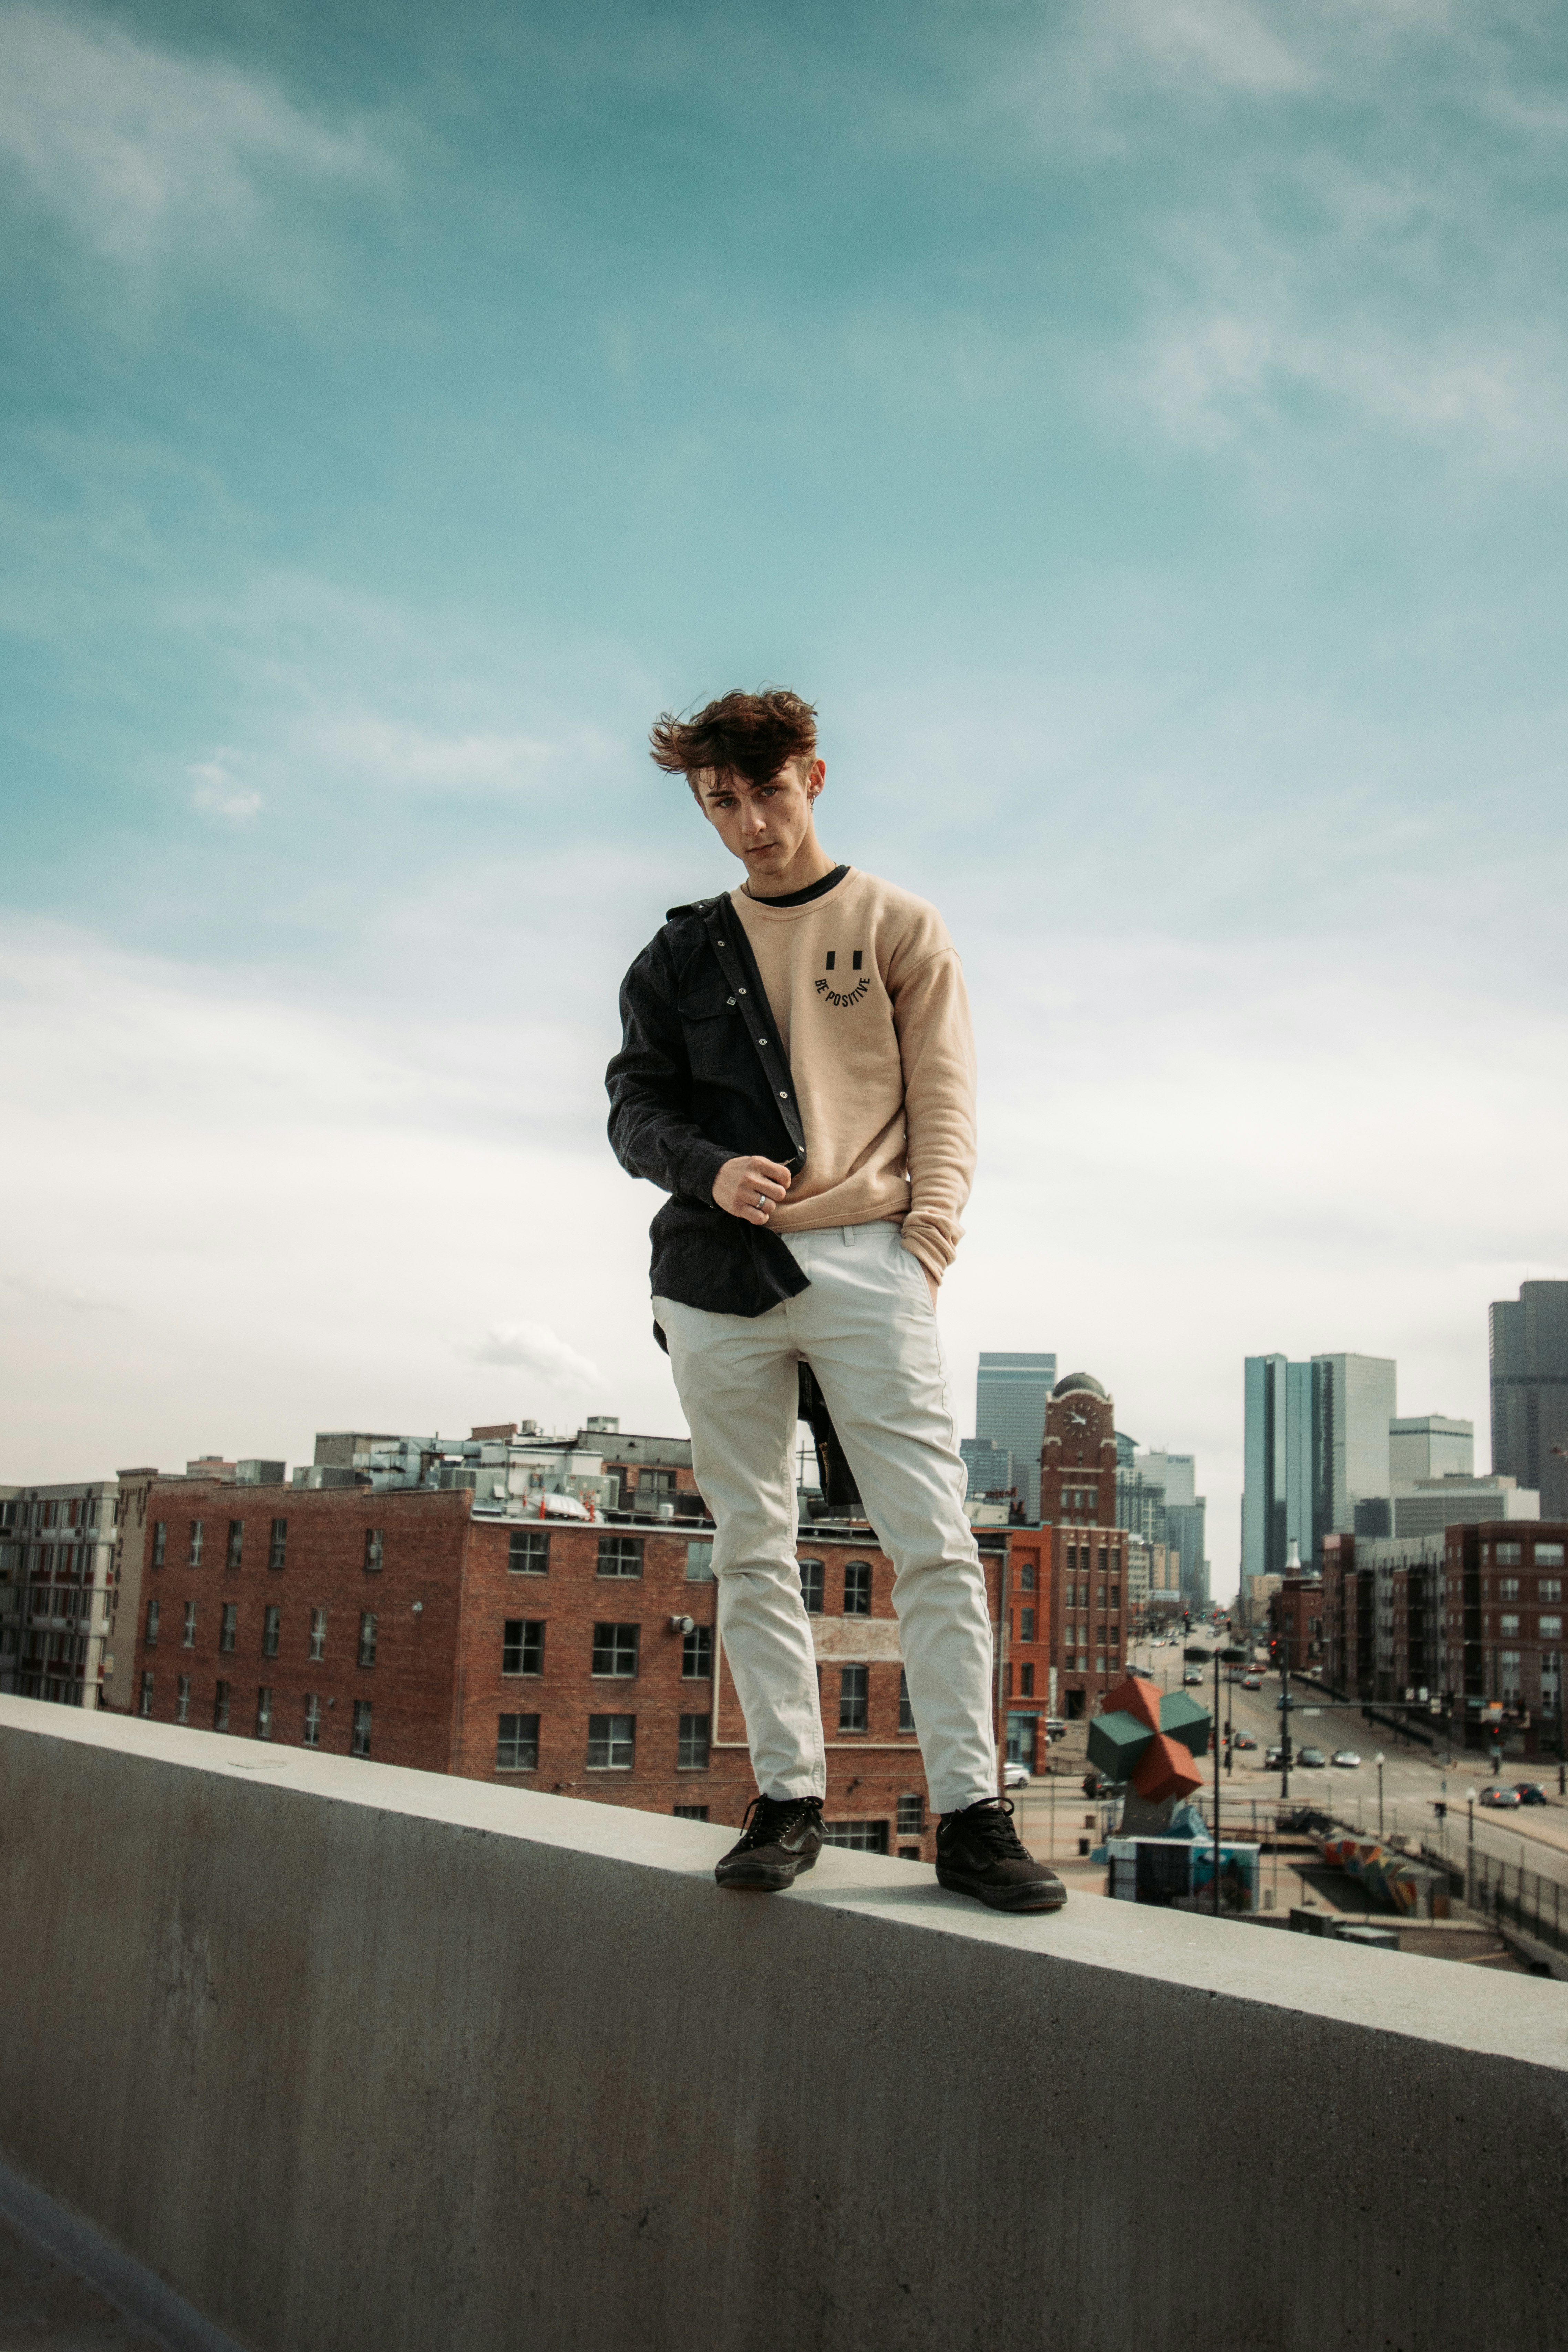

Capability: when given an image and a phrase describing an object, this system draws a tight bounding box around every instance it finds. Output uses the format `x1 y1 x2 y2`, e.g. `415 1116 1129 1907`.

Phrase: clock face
1064 1407 1092 1430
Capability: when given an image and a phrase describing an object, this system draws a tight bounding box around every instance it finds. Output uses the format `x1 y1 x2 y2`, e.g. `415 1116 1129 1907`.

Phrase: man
606 688 1063 1912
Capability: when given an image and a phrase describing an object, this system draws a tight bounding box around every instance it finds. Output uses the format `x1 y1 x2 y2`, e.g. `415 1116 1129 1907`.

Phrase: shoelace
956 1799 1030 1859
734 1793 820 1850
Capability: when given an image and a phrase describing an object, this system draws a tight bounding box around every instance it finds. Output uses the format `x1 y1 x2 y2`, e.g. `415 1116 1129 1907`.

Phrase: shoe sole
715 1850 820 1894
935 1866 1067 1913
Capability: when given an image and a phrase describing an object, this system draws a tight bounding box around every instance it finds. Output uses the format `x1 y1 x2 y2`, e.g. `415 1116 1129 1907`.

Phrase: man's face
693 756 825 879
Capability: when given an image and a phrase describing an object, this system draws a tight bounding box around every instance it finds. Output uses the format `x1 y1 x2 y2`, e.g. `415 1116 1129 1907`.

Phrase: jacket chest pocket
678 982 742 1082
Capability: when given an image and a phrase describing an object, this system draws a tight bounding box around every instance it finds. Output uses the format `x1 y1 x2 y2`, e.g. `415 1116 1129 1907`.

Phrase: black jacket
605 894 813 1318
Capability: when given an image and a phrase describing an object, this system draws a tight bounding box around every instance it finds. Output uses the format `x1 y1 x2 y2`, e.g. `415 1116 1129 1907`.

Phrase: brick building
122 1433 1051 1858
1322 1523 1567 1758
1036 1372 1129 1717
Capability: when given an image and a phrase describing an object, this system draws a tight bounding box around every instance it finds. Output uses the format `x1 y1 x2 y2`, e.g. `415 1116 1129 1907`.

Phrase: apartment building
0 1478 131 1708
123 1429 1049 1857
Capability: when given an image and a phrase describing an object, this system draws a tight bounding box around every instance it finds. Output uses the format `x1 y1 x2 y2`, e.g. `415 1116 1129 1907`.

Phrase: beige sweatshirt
730 866 976 1282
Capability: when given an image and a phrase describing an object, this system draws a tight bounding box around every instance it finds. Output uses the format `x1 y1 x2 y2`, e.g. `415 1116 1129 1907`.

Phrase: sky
3 0 1567 1592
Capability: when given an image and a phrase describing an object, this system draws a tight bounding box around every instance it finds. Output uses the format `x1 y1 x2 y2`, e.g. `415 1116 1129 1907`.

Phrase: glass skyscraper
1491 1281 1568 1520
975 1353 1056 1519
1244 1350 1398 1580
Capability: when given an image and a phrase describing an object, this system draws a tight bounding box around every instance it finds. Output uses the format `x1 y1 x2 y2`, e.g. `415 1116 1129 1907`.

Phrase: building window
682 1623 713 1678
1097 1547 1108 1572
677 1712 711 1768
138 1670 153 1718
1005 1712 1038 1770
502 1619 544 1675
1497 1543 1523 1565
262 1606 280 1658
227 1521 244 1568
591 1622 639 1677
1109 1584 1120 1607
213 1680 230 1732
597 1536 643 1579
1500 1578 1520 1600
496 1713 539 1771
188 1521 204 1566
1020 1607 1035 1642
269 1519 287 1570
673 1804 709 1820
152 1522 167 1568
1538 1543 1566 1568
844 1561 871 1616
799 1558 824 1613
685 1540 714 1582
309 1607 326 1661
358 1612 378 1668
351 1700 372 1757
145 1597 159 1647
303 1694 321 1747
898 1669 915 1733
219 1604 237 1654
364 1528 383 1575
175 1675 191 1725
1021 1663 1035 1696
822 1820 887 1852
1095 1654 1106 1674
896 1792 924 1836
1500 1615 1521 1637
587 1713 635 1768
1018 1559 1035 1591
256 1686 273 1741
182 1601 196 1648
509 1528 550 1575
1542 1580 1564 1603
1540 1616 1563 1639
839 1664 868 1732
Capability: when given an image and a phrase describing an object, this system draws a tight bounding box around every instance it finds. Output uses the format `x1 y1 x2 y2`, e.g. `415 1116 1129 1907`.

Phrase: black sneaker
715 1794 825 1892
936 1797 1067 1912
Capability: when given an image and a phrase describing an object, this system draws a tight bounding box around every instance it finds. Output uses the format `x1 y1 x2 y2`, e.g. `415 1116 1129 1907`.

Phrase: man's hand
713 1155 793 1225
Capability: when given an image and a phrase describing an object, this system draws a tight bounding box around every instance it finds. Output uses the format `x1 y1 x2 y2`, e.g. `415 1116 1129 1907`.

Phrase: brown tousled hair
649 688 818 787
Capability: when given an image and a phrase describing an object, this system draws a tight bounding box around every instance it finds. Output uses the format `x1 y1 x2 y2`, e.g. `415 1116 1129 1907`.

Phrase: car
1182 1668 1204 1686
1296 1746 1327 1768
1003 1760 1031 1790
1276 1694 1296 1710
1330 1749 1361 1769
1232 1732 1257 1751
1044 1718 1068 1743
1242 1673 1263 1690
1479 1785 1522 1808
1514 1782 1549 1805
1265 1746 1285 1770
1082 1770 1108 1797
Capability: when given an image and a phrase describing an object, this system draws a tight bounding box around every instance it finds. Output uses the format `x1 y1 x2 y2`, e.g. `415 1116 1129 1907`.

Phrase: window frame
591 1622 640 1678
586 1712 636 1769
508 1527 550 1575
596 1535 644 1580
502 1618 545 1677
677 1712 711 1770
496 1712 540 1772
351 1699 372 1757
358 1611 378 1669
838 1663 868 1732
682 1623 713 1679
843 1560 872 1617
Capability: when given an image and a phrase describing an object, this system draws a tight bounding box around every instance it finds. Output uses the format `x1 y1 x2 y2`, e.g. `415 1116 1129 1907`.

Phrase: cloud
465 1322 603 1389
189 756 262 822
0 3 381 261
310 713 618 796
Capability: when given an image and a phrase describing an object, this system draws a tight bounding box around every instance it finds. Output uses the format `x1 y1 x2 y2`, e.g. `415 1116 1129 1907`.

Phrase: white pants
654 1220 997 1815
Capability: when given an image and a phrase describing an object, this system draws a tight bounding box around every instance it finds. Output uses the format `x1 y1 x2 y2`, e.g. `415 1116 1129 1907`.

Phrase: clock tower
1041 1372 1117 1525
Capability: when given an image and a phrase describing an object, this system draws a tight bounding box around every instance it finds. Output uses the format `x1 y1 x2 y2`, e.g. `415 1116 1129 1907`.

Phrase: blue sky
3 0 1567 1583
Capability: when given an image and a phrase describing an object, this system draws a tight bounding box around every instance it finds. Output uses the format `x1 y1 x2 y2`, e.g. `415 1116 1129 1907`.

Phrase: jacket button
780 1091 788 1098
737 987 747 994
726 997 736 1007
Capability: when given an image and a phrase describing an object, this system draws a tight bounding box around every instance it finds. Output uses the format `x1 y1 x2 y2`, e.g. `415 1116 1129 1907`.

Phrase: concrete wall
1 1695 1565 2352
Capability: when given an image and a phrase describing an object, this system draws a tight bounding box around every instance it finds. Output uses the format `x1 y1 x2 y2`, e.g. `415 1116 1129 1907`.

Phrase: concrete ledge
2 1693 1566 2352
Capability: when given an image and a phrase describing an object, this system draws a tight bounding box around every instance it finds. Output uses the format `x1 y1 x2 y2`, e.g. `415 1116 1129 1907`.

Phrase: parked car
1082 1769 1108 1797
1003 1760 1031 1790
1296 1747 1327 1769
1044 1718 1068 1743
1479 1785 1522 1808
1242 1673 1263 1690
1330 1749 1361 1768
1232 1732 1258 1751
1182 1668 1204 1686
1265 1745 1285 1770
1514 1782 1548 1805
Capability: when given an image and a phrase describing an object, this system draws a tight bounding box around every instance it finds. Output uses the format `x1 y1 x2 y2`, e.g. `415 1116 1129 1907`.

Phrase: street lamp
1187 1639 1248 1918
1375 1752 1385 1838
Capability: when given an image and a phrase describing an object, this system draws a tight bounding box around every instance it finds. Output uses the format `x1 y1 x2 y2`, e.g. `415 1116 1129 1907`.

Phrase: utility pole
1376 1752 1385 1838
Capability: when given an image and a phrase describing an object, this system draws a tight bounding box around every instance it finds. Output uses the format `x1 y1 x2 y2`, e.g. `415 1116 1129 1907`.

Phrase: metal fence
1421 1841 1568 1958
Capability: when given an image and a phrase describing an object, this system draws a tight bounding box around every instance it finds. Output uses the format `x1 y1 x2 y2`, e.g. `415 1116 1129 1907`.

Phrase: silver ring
756 1193 768 1210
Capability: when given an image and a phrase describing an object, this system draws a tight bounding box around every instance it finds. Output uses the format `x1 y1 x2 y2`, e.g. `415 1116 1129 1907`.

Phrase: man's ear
805 756 826 801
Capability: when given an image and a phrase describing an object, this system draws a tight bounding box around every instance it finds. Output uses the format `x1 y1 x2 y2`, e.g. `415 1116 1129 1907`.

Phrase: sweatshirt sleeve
889 947 977 1283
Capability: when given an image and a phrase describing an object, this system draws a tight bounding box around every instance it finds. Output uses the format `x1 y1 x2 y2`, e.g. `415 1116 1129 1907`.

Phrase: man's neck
742 836 837 901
